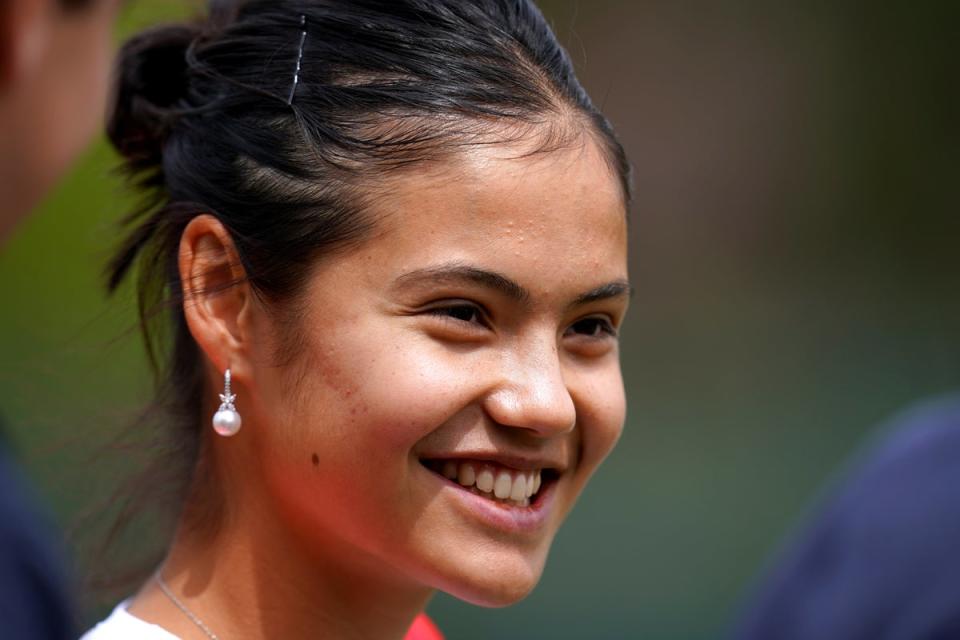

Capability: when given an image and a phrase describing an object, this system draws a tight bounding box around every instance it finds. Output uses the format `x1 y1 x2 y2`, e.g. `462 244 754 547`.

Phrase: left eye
567 317 617 338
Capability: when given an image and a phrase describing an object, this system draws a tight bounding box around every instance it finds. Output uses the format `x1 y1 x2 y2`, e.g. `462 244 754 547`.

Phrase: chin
431 550 546 608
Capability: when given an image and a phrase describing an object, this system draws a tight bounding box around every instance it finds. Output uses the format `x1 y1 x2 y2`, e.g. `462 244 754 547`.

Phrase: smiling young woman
81 1 631 638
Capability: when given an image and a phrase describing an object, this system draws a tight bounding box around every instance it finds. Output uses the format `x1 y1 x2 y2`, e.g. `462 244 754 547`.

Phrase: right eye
425 303 486 327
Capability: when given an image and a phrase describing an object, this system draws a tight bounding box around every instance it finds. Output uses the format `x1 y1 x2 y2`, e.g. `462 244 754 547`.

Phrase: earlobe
178 214 252 377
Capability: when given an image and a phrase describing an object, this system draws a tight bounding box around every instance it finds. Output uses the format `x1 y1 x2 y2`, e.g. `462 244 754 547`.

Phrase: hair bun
108 23 199 169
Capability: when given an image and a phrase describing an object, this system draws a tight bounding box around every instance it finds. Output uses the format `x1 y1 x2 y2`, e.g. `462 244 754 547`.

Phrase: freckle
311 453 319 466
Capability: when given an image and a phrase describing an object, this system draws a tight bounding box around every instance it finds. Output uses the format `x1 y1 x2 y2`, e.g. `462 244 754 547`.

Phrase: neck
129 476 433 640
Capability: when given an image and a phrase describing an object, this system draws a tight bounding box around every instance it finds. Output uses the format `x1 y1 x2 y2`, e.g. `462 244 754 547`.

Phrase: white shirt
81 600 181 640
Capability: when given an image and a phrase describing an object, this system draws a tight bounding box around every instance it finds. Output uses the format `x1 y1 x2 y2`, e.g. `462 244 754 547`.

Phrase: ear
179 214 254 379
0 0 51 91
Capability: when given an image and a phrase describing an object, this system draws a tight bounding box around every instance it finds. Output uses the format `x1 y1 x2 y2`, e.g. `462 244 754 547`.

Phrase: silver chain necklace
156 572 221 640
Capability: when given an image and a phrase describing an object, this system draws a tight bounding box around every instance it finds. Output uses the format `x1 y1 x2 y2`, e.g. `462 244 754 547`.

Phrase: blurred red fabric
405 614 443 640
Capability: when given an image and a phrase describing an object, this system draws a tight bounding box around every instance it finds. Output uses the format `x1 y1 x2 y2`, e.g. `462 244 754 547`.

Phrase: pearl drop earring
212 368 242 436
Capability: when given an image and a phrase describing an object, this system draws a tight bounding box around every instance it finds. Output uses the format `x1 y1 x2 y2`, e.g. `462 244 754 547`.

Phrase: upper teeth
439 460 543 506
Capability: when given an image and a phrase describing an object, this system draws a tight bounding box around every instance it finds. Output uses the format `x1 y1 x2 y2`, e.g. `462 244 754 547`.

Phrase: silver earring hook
212 367 242 436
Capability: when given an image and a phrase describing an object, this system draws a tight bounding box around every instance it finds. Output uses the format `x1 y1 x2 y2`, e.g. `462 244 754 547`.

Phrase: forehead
360 138 628 296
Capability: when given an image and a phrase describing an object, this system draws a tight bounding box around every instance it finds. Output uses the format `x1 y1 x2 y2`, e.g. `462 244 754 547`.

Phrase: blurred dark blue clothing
0 435 74 639
734 395 960 640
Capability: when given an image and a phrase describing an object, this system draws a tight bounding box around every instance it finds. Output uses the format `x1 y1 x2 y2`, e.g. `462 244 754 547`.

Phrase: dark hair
95 0 630 591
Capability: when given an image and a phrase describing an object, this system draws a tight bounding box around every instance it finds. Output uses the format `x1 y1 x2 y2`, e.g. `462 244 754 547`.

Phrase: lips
421 458 554 507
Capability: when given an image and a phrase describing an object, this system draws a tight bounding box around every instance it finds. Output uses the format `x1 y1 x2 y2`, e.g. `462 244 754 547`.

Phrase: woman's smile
420 456 564 531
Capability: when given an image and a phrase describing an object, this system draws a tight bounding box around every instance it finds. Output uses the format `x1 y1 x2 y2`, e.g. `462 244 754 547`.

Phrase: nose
483 342 577 438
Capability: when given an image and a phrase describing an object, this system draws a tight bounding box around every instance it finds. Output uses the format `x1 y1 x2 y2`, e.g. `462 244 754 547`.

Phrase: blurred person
733 394 960 639
0 0 122 637
80 1 632 639
0 0 120 241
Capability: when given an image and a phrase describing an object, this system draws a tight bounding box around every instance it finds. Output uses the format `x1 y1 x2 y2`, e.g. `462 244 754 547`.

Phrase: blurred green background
1 1 958 638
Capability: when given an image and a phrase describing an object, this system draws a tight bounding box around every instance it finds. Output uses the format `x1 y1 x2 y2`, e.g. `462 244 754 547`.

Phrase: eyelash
424 304 617 340
566 316 618 339
425 303 488 327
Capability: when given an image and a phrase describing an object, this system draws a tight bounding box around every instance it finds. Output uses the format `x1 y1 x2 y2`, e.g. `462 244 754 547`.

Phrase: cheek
254 328 492 551
273 326 482 467
574 365 627 474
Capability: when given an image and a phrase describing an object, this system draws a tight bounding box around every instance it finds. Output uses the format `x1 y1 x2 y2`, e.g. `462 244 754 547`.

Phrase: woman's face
245 135 629 606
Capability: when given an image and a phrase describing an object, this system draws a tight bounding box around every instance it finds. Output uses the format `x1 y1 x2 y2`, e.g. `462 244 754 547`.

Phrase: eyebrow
570 281 633 308
394 263 530 302
392 262 631 307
